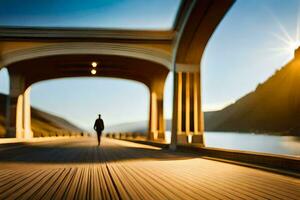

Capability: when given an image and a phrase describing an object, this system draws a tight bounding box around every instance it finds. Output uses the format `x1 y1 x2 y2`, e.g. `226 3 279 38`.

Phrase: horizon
0 0 300 131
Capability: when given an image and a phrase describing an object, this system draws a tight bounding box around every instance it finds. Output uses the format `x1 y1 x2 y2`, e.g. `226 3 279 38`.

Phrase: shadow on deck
0 138 196 164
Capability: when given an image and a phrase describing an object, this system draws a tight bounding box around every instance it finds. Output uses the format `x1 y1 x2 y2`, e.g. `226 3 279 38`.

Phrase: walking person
94 114 105 146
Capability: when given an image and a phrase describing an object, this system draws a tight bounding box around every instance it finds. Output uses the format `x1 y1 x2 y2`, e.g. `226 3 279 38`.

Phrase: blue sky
0 0 300 130
0 0 181 29
202 0 300 110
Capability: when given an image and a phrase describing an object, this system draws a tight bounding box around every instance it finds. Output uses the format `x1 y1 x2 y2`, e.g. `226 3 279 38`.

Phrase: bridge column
23 87 33 139
6 73 25 138
6 73 32 139
148 90 165 141
170 66 204 149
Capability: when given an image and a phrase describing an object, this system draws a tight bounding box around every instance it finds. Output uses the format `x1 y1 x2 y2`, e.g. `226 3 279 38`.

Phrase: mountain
105 120 172 134
0 93 83 137
105 121 148 133
204 51 300 135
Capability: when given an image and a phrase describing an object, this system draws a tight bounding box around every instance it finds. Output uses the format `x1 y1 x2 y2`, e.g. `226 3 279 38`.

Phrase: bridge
0 137 299 199
0 0 299 199
0 0 234 147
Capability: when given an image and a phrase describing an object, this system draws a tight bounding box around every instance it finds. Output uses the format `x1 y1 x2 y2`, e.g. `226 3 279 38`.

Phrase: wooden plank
0 137 299 200
30 168 69 200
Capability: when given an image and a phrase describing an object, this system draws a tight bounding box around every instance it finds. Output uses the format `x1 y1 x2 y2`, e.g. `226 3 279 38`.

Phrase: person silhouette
94 114 105 146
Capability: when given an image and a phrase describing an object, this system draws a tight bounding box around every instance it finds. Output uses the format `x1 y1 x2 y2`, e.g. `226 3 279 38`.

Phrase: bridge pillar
6 73 32 138
23 87 33 139
148 90 165 141
170 67 204 150
6 73 25 138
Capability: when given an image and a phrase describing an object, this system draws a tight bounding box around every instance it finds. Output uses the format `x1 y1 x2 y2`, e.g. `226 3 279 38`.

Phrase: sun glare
267 7 300 59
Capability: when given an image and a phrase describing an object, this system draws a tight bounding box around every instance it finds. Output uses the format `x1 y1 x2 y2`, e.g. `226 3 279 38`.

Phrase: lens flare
267 7 300 58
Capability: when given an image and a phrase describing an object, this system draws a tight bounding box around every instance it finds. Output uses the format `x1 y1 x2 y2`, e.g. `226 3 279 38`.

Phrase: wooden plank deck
0 137 299 200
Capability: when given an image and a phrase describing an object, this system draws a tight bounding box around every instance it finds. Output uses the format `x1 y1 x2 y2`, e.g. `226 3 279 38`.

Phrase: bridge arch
29 77 150 136
1 42 172 70
5 53 168 141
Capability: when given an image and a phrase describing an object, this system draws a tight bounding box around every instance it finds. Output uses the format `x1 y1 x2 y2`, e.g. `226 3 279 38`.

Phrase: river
165 131 300 157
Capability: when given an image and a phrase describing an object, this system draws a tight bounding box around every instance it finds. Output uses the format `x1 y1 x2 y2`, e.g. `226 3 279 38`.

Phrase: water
165 131 300 157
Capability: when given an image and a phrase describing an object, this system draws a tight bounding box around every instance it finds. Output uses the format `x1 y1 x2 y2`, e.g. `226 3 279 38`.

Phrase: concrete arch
174 0 233 66
28 76 150 94
5 53 169 140
1 42 172 70
29 77 150 134
5 53 169 90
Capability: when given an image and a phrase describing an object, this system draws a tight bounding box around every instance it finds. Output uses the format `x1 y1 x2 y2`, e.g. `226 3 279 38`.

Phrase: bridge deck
0 137 299 200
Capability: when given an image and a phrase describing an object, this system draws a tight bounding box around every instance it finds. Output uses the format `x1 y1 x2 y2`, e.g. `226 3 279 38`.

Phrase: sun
288 40 300 56
267 8 300 59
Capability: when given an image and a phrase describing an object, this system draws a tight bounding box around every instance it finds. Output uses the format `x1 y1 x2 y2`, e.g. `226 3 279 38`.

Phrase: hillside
105 120 171 134
204 52 300 135
0 93 83 137
105 121 148 133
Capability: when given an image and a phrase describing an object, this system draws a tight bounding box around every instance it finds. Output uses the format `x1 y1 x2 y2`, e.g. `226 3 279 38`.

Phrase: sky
0 0 300 131
0 0 180 29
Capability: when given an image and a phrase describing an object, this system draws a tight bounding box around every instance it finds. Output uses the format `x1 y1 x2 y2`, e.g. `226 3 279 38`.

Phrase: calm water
165 131 300 157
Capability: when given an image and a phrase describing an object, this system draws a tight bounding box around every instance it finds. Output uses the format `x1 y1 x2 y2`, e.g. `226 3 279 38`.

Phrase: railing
105 132 146 140
33 131 90 138
105 132 300 176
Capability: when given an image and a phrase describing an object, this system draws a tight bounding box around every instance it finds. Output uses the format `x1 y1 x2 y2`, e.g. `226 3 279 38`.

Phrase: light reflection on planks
0 138 299 200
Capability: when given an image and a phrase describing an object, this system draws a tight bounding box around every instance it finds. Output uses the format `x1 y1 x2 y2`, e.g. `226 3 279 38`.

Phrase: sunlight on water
165 131 300 157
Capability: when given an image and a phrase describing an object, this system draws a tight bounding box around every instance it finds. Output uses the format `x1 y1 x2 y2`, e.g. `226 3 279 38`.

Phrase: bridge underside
0 137 299 199
5 54 169 141
8 54 169 89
